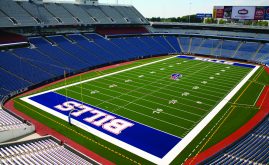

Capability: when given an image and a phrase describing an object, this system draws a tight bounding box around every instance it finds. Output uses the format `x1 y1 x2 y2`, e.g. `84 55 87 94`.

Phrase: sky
47 0 269 18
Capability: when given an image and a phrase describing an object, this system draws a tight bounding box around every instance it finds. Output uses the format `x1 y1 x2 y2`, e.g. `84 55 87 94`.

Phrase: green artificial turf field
54 56 252 138
14 55 266 164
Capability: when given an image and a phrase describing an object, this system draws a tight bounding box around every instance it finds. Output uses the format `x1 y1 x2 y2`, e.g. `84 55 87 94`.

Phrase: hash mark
196 101 202 104
91 90 100 94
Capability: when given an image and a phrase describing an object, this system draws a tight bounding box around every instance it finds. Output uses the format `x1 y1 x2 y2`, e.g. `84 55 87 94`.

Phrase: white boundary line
20 55 260 164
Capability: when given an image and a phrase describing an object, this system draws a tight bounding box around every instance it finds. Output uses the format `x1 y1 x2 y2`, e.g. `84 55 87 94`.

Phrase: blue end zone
177 55 256 68
29 92 182 158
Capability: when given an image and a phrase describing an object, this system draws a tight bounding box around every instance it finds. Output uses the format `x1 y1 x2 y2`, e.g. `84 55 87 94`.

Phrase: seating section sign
213 6 269 20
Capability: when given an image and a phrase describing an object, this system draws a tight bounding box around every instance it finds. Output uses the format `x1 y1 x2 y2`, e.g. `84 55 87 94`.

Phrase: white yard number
150 71 156 74
201 81 207 84
209 77 215 80
169 100 178 104
139 75 144 78
215 73 220 75
153 108 163 114
182 92 190 96
196 101 202 104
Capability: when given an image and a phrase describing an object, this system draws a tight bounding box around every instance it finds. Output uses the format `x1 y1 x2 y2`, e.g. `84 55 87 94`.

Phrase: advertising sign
223 6 232 19
254 7 265 20
196 13 212 19
231 6 256 20
264 7 269 20
196 13 205 19
213 6 224 18
205 14 213 18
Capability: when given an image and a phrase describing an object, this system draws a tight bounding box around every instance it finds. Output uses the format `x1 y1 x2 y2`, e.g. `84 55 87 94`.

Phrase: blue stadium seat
47 35 104 67
213 40 240 58
179 37 191 52
110 37 144 58
254 43 269 62
233 42 259 61
0 51 52 84
152 36 177 54
29 37 87 71
84 33 127 61
190 38 203 54
0 69 32 92
196 39 220 55
165 36 181 53
204 117 269 165
13 48 66 76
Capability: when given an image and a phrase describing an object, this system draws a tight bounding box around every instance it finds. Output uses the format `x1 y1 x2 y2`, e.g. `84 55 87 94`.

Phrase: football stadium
0 0 269 164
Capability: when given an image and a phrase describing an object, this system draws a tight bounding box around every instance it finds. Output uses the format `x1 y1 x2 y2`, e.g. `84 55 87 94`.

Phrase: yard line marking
111 74 227 95
60 89 190 131
103 79 216 107
82 84 206 116
140 61 251 77
71 85 201 120
132 64 248 84
98 73 224 101
118 68 242 90
97 77 213 109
